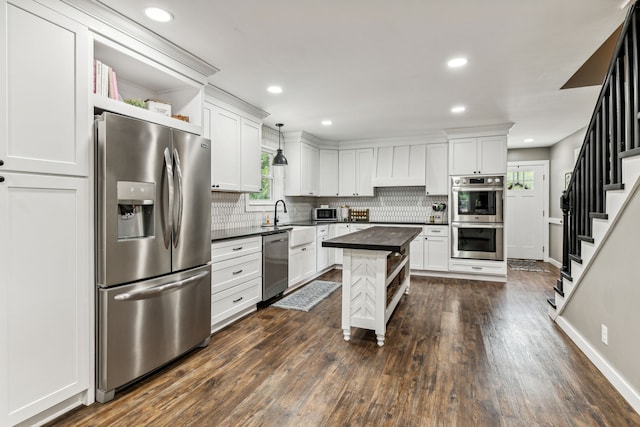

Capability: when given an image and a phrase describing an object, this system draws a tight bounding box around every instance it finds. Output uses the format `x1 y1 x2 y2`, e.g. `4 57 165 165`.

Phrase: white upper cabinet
206 101 262 192
240 117 262 193
449 136 507 175
284 140 319 196
0 0 90 177
319 149 339 196
340 148 374 197
425 143 448 195
373 144 426 187
208 103 241 191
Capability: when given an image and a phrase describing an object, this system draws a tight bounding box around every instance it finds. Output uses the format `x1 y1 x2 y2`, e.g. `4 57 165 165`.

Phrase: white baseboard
546 257 562 269
556 316 640 414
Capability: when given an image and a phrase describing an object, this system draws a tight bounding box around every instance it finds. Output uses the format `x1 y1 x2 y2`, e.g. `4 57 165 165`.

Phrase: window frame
245 145 281 211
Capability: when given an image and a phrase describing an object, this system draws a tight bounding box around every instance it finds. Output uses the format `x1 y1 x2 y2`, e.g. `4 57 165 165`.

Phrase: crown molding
58 0 219 78
338 132 447 150
445 123 515 139
205 85 270 120
262 125 280 142
282 130 337 148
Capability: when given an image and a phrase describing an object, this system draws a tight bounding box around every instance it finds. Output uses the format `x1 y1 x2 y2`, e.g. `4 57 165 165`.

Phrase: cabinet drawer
212 236 261 263
211 277 261 325
424 226 448 237
211 252 262 294
449 261 505 275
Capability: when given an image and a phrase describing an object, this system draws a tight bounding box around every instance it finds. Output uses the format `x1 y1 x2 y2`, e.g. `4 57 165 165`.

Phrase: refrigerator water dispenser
117 181 155 239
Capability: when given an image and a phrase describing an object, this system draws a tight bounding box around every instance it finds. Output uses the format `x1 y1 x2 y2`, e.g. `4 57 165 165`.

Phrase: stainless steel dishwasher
262 231 289 301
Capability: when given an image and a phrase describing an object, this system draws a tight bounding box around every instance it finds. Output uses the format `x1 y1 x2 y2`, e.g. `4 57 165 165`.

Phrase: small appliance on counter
313 207 338 221
349 208 370 222
430 203 447 224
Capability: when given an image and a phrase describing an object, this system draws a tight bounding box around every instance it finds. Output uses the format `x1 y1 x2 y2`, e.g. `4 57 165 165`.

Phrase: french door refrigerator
95 112 211 403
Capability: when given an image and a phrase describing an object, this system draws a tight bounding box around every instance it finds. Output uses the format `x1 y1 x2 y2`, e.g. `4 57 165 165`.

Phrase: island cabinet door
410 236 424 270
0 0 90 177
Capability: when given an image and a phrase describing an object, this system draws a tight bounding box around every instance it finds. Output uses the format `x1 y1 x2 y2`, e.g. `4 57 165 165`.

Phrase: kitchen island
323 226 422 346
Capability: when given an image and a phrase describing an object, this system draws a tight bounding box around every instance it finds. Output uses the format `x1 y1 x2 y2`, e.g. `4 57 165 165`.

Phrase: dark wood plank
322 226 422 252
48 266 640 427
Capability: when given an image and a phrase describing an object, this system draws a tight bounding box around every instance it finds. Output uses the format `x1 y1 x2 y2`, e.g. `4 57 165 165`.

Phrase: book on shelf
93 59 120 101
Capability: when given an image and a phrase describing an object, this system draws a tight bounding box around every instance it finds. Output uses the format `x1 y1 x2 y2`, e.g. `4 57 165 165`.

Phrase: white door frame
507 160 550 262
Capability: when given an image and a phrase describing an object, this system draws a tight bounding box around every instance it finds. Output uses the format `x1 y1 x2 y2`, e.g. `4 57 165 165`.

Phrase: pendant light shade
273 123 288 166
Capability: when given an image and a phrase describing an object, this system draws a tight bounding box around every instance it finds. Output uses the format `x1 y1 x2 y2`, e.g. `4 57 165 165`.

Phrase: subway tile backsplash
211 187 448 230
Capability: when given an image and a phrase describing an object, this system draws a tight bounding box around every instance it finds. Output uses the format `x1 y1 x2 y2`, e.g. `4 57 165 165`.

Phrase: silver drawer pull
232 269 243 275
232 246 243 251
472 266 482 270
302 248 306 251
431 230 441 233
233 296 243 303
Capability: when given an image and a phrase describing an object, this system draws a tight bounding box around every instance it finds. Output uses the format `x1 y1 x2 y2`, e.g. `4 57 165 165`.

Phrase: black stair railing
557 2 640 299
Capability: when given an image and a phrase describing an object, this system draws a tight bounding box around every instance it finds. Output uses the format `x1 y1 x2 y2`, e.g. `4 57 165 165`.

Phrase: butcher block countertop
322 226 421 252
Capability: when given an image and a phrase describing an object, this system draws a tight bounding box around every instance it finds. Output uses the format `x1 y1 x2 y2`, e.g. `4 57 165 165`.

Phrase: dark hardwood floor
50 264 640 426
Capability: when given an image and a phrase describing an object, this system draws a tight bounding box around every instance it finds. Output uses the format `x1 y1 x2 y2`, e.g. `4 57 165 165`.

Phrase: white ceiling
99 0 627 148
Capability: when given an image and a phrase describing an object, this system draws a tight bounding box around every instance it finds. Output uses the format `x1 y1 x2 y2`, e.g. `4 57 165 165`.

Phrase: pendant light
272 123 288 166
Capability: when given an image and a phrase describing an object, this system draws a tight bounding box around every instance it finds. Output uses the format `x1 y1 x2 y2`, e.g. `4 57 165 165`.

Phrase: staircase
548 2 640 319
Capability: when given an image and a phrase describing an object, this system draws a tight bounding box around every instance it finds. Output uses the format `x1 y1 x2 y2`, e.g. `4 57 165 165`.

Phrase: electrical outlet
601 324 608 345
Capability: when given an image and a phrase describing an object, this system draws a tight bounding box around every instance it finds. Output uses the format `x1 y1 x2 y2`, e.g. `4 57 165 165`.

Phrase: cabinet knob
0 176 4 183
0 159 4 166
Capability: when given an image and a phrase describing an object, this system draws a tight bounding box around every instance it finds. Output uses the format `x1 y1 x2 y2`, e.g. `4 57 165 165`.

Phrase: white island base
341 248 410 347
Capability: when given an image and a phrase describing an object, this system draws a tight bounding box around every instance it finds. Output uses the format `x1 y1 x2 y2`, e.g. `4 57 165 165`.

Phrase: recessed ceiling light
451 105 466 113
524 138 534 143
144 7 173 22
267 86 283 94
447 57 468 68
321 120 332 126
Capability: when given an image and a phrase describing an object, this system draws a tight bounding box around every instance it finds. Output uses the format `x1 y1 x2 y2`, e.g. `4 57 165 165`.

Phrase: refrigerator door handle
164 147 174 249
173 148 184 248
114 270 209 301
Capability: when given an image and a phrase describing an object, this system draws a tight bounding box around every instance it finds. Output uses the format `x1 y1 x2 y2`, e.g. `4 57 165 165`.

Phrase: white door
506 162 547 260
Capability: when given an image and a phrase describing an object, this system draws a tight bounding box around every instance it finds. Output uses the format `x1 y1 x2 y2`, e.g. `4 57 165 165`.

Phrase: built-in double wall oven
451 175 505 261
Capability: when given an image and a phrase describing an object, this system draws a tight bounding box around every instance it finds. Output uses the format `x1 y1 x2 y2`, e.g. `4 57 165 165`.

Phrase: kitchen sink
289 226 315 247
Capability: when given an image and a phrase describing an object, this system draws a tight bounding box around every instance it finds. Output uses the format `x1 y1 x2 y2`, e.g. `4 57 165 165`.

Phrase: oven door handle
451 187 503 192
452 222 504 229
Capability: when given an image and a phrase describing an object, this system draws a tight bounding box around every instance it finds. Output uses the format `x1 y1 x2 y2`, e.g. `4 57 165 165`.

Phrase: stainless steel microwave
313 208 338 221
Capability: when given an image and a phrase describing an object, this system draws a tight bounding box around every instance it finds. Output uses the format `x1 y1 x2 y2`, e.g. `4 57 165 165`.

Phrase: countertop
322 226 422 252
211 225 292 243
286 220 448 227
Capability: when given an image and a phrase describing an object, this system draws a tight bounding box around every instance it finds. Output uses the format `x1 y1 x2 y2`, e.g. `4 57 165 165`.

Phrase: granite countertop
211 225 292 242
287 220 448 227
322 226 422 252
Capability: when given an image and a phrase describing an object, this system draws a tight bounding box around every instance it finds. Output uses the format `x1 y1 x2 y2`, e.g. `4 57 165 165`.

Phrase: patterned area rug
272 280 341 312
507 258 548 272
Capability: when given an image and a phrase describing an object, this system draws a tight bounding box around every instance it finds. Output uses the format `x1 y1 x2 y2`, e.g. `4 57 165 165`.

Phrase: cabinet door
449 138 478 175
0 173 90 425
426 143 448 195
332 224 351 264
240 117 261 193
319 149 339 196
288 247 302 286
355 148 374 196
300 143 319 196
410 236 424 270
425 236 449 271
210 104 240 191
0 1 89 176
339 150 357 196
301 244 316 279
478 136 507 174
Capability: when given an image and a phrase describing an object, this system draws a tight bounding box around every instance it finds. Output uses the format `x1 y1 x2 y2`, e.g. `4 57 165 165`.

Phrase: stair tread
547 298 557 309
554 285 565 297
561 270 573 282
603 182 625 191
578 235 595 244
589 212 608 220
569 254 583 264
619 146 640 159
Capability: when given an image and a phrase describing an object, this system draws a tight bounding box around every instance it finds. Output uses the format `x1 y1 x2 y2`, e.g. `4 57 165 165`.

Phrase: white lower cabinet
0 173 91 426
211 236 262 332
316 224 333 272
424 227 449 271
410 233 425 270
289 243 316 287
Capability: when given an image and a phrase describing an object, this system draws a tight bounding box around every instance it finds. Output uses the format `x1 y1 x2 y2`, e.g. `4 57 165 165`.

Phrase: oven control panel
452 175 503 188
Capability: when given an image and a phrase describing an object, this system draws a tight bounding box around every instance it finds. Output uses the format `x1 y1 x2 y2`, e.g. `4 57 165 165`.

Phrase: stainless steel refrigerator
95 112 211 403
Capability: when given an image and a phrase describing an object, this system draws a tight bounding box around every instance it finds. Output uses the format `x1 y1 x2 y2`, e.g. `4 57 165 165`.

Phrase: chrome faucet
274 199 287 226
